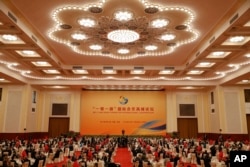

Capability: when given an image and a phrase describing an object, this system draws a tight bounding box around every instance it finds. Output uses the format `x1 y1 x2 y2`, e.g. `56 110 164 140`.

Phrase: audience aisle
113 147 133 167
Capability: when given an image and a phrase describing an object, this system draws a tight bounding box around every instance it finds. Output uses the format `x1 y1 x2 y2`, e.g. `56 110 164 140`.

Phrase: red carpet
113 147 133 167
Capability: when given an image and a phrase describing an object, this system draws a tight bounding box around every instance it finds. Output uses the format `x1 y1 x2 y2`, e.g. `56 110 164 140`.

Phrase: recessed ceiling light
0 78 9 83
207 51 231 59
102 67 116 74
229 36 245 43
22 50 35 55
43 85 70 89
118 48 129 54
71 32 87 40
131 67 145 74
187 70 204 75
212 51 224 56
177 86 204 90
151 19 169 28
78 18 96 27
43 69 60 74
32 61 51 67
72 69 88 74
16 50 40 57
145 45 157 51
160 33 176 41
241 80 249 83
89 44 102 50
114 11 133 21
196 62 215 68
199 62 210 66
2 34 18 41
159 70 175 74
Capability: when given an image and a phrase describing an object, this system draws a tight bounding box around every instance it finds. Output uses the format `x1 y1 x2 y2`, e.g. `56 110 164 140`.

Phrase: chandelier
48 0 199 59
107 29 140 43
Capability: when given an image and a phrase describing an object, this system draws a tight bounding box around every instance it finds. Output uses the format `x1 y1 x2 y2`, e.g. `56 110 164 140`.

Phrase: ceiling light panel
32 61 51 67
206 51 231 58
16 50 41 57
0 78 10 83
72 69 88 74
159 69 175 74
187 70 204 75
222 36 249 45
43 85 70 89
43 69 60 74
102 67 116 74
195 62 215 68
131 67 145 74
0 34 25 44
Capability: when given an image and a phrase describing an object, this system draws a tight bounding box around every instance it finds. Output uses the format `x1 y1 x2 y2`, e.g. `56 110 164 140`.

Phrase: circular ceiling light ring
175 25 187 30
167 43 176 47
89 6 103 13
60 24 72 29
145 7 159 14
71 41 80 46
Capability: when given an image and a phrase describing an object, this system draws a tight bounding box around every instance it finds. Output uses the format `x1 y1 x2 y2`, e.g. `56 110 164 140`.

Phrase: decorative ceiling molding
48 0 199 59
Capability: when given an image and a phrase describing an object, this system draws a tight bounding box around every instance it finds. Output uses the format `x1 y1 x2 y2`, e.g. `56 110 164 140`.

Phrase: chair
69 151 74 157
59 151 64 162
3 152 9 156
22 161 29 167
10 161 15 167
0 161 3 166
38 160 44 167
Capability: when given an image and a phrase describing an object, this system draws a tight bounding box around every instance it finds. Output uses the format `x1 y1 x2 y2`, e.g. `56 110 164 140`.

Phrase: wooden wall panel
177 118 198 138
49 117 69 137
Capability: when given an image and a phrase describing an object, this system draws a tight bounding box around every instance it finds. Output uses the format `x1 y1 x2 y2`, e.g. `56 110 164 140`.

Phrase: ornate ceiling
0 0 249 90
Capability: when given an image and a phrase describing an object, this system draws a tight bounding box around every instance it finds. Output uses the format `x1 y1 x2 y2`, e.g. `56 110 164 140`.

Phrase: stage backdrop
80 91 166 135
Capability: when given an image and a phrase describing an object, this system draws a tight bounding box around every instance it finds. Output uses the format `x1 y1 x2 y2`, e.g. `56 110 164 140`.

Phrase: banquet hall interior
1 1 250 167
0 0 250 141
